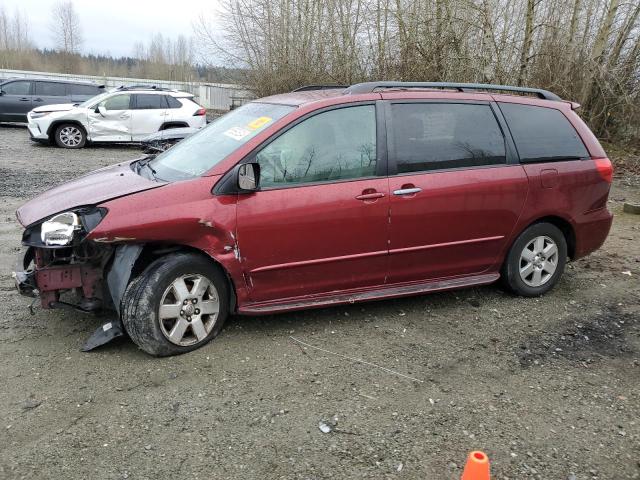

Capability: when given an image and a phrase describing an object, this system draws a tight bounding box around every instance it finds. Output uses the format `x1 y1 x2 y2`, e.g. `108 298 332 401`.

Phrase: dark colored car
13 81 613 356
0 78 104 123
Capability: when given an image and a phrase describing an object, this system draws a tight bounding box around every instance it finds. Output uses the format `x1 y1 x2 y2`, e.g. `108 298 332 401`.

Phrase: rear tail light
193 108 206 116
594 157 613 183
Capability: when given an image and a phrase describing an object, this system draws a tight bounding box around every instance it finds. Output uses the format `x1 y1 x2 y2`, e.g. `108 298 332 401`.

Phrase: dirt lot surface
0 125 639 480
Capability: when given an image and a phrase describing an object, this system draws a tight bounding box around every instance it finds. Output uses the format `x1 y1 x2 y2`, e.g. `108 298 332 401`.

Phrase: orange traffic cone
461 451 490 480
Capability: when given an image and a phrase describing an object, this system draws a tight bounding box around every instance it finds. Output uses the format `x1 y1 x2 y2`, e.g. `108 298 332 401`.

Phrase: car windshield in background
78 92 112 108
149 102 295 181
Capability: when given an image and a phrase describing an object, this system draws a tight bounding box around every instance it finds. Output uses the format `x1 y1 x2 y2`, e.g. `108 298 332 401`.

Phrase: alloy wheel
59 126 83 147
519 235 559 287
158 274 220 346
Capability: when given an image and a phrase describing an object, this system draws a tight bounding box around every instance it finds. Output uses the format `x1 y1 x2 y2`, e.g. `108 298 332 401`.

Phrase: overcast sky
3 0 218 58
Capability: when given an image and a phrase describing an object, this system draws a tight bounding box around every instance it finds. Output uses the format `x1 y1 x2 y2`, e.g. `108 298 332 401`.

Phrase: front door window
256 105 377 188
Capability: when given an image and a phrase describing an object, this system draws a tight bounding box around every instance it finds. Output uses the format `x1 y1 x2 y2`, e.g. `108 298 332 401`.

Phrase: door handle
19 97 30 101
356 192 385 201
393 187 421 196
34 98 43 102
120 114 130 119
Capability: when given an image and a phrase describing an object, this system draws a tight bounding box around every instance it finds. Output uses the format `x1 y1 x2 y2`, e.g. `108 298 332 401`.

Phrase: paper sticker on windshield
223 126 251 141
247 116 272 130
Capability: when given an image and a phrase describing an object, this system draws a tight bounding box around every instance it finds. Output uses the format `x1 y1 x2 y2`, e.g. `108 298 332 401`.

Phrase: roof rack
116 84 175 92
345 81 562 101
292 84 349 92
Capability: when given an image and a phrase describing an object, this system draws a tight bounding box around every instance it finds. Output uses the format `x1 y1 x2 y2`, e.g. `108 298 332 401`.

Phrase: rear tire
54 123 86 148
502 222 567 297
121 253 229 356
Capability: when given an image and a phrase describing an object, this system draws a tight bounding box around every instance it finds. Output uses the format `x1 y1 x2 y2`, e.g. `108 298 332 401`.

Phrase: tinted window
256 105 377 188
134 94 165 109
102 94 131 110
391 103 506 173
499 103 589 162
2 81 31 95
166 96 182 108
68 84 101 96
35 81 66 96
150 102 294 181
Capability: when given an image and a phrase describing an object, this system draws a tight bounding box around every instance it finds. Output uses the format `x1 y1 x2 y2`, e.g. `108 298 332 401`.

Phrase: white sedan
27 87 207 148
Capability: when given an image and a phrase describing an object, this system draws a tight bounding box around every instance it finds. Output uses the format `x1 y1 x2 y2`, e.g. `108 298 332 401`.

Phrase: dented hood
16 160 165 227
31 103 78 113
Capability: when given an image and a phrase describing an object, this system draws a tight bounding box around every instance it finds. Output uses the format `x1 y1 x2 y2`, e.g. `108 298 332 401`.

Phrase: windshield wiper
135 156 161 181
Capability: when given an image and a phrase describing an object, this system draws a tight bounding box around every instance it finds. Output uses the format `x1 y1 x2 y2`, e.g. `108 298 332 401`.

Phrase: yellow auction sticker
247 116 272 130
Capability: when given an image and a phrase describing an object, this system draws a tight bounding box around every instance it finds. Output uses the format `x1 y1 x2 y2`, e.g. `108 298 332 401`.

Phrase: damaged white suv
27 86 207 148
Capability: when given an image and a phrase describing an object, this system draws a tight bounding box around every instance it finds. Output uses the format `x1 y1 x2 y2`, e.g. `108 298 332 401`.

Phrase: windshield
148 102 295 181
79 91 112 108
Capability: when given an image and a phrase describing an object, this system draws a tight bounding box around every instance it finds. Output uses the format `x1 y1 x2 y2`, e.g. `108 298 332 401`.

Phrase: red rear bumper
574 208 613 259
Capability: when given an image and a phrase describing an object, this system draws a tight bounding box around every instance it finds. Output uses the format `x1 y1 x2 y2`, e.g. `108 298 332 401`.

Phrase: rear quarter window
68 84 102 96
166 96 183 108
499 103 590 162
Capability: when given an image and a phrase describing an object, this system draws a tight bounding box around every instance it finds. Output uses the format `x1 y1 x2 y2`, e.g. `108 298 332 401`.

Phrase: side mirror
238 163 260 191
0 88 4 96
96 104 106 116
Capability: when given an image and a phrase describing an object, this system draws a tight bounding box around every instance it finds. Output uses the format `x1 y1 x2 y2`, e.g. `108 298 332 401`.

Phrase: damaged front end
14 206 142 350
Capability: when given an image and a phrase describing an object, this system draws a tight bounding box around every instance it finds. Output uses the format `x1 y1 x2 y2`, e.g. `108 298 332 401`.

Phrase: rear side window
499 103 589 162
391 103 506 173
134 94 165 109
35 82 66 96
2 81 31 95
256 105 377 188
165 96 182 108
68 84 101 96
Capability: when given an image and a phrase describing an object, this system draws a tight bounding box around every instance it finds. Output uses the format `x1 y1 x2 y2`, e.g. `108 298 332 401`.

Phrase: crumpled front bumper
13 246 103 309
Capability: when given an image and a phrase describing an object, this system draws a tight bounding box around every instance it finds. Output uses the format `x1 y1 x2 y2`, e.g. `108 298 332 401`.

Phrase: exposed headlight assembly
41 212 81 246
22 207 107 248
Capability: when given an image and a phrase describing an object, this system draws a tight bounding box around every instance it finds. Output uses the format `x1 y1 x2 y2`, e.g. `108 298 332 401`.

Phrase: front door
88 93 132 142
129 93 169 140
236 104 390 303
386 101 528 283
0 80 33 122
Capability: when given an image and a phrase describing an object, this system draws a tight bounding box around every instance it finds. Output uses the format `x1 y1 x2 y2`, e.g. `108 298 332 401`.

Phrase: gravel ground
0 125 639 480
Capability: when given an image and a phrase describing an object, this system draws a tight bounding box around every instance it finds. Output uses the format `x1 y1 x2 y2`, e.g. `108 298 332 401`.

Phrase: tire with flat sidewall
502 222 567 297
54 123 86 149
121 253 229 357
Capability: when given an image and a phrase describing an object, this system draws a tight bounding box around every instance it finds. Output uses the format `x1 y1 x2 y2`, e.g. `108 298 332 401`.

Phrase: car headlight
41 212 80 246
30 112 50 119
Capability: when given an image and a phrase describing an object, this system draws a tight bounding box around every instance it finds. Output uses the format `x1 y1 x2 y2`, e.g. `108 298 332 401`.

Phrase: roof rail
345 81 562 101
292 84 349 92
116 84 175 92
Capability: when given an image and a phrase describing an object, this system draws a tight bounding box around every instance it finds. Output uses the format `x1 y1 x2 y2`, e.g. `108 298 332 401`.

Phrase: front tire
502 222 567 297
54 123 86 148
121 253 229 356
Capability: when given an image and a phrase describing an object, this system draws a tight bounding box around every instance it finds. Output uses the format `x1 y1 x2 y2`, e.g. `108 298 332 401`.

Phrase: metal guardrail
0 68 255 110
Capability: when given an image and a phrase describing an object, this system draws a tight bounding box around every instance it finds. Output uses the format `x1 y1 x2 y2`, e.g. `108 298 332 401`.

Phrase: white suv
27 87 207 148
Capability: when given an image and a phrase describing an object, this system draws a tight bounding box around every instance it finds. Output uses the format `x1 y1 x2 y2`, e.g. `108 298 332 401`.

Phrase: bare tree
197 0 640 143
50 0 83 72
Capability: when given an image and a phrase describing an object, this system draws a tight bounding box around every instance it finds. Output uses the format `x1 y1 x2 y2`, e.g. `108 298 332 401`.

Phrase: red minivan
14 82 614 356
